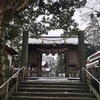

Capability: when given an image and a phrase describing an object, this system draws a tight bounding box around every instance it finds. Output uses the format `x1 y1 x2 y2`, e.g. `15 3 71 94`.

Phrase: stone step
8 96 97 100
18 87 90 93
20 81 86 86
8 78 97 100
12 92 95 98
18 84 88 89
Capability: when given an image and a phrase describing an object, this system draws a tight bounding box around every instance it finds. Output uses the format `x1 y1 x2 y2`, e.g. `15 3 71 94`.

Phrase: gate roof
28 37 82 45
28 37 88 54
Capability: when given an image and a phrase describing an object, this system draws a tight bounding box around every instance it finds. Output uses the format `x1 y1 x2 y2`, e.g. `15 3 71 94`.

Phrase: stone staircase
8 77 97 100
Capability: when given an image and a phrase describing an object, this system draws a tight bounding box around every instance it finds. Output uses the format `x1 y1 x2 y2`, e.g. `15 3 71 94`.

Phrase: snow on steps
8 77 97 100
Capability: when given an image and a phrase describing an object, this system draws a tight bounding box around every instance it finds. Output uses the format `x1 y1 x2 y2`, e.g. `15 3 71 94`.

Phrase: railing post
5 82 9 100
89 75 91 93
23 67 25 81
82 68 85 82
99 83 100 94
15 75 19 92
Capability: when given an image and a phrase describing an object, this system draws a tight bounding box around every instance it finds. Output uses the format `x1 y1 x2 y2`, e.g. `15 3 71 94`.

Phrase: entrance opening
42 53 57 77
42 53 79 78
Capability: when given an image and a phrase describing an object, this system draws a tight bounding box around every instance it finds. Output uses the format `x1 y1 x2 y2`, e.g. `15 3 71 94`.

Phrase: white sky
43 29 63 36
73 10 88 30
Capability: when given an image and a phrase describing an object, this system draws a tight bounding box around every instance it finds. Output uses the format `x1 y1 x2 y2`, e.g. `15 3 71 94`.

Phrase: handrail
82 67 100 84
0 66 25 100
0 67 24 89
82 67 100 100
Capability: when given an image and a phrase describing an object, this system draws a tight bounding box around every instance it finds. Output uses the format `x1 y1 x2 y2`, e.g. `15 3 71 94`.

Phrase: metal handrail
82 67 100 84
0 66 25 100
82 68 100 97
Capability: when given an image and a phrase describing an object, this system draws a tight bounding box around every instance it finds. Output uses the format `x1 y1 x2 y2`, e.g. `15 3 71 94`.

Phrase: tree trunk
0 3 5 85
0 3 10 97
21 31 29 77
0 0 37 85
78 31 86 81
0 6 3 37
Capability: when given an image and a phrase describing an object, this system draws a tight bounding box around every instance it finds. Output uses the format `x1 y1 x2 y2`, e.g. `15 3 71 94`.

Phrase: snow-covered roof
28 37 88 45
86 50 100 68
87 50 100 62
86 60 99 68
6 46 19 55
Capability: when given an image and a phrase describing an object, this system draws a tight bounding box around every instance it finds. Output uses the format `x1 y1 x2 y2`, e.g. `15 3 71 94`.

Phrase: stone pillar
78 31 86 81
64 52 69 77
21 31 29 77
38 53 42 77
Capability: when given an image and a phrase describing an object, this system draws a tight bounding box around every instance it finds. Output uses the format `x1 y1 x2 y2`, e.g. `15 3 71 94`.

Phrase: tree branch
85 5 99 13
16 0 37 14
96 0 100 5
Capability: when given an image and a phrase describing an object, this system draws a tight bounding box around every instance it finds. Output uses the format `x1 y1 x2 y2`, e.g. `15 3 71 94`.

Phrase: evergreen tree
79 0 100 50
55 54 65 76
0 0 37 85
85 14 100 51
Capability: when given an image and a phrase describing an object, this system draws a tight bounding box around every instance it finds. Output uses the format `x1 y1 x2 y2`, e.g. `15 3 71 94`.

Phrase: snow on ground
27 77 80 82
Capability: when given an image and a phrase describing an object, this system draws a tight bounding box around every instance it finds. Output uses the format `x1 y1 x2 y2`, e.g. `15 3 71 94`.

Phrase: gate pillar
78 31 86 81
64 52 69 77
